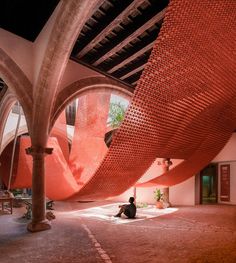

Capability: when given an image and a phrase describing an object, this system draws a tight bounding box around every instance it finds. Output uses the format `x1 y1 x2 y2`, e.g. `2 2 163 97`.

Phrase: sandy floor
0 201 236 263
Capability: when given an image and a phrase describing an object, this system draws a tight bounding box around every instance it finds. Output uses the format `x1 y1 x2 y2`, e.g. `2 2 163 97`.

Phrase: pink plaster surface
16 136 79 200
13 136 32 189
50 111 69 161
11 92 111 201
69 92 110 185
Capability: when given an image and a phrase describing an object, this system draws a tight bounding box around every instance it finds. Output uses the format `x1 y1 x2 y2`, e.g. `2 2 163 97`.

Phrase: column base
27 220 51 232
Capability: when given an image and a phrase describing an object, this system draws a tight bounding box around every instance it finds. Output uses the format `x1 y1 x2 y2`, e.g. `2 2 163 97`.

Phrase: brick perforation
64 0 236 200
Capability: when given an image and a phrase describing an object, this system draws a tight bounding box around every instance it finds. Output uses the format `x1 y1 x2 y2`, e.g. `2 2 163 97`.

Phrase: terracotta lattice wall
69 0 236 200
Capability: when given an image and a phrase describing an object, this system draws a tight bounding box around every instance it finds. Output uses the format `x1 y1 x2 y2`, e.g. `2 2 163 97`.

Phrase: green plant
12 189 23 196
154 189 163 202
136 202 148 208
108 102 126 128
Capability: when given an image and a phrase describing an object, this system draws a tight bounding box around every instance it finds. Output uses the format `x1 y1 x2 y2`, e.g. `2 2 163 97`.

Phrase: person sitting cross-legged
114 197 136 218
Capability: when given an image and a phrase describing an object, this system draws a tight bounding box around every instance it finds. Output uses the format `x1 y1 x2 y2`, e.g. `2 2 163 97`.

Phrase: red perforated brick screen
66 0 236 200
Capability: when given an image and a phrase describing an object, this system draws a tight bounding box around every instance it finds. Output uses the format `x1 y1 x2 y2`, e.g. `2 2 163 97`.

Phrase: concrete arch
0 125 28 155
0 91 17 151
31 0 103 146
0 48 33 130
50 76 133 131
0 124 71 156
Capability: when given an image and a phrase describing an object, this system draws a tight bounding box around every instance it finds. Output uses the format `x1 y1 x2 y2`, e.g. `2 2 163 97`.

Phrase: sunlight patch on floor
59 203 179 224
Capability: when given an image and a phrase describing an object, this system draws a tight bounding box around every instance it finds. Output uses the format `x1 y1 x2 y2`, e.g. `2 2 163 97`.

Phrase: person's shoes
114 214 121 217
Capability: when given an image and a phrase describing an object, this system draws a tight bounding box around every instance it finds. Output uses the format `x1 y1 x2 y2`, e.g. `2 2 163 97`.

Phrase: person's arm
119 204 128 208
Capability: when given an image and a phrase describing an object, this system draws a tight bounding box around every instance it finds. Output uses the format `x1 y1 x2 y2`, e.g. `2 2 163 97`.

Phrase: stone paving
0 202 236 263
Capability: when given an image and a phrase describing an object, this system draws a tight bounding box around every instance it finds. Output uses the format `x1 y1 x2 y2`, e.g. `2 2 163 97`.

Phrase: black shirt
124 203 136 218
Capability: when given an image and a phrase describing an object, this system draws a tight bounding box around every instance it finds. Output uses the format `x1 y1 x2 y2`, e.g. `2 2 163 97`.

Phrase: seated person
114 197 136 218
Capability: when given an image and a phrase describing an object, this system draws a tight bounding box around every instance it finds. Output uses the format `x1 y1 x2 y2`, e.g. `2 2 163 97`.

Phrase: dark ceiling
0 0 169 90
0 0 60 42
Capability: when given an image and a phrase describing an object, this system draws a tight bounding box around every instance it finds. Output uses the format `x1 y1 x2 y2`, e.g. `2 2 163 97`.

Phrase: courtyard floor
0 201 236 263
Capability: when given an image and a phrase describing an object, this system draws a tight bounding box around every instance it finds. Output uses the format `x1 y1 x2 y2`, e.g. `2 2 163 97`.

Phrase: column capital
25 147 53 156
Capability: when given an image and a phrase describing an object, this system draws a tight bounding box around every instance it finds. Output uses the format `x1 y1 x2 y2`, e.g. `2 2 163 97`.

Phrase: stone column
159 158 172 208
26 146 53 232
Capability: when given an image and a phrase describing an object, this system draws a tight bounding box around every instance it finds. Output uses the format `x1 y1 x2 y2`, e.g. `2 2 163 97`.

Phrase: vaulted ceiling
0 0 169 91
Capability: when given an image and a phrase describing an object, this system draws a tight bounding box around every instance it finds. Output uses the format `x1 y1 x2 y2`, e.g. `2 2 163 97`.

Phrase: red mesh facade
66 0 236 200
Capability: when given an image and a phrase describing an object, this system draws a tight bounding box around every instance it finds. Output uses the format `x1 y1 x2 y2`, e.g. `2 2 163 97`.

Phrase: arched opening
0 101 28 191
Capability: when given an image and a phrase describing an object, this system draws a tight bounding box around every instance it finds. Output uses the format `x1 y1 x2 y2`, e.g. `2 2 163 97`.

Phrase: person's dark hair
129 197 135 203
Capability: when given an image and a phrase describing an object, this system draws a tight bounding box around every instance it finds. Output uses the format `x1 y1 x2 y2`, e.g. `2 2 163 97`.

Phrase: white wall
168 134 236 206
59 60 102 89
169 177 195 206
3 112 26 137
213 133 236 162
110 185 161 205
111 176 196 206
111 134 236 206
110 159 185 205
212 133 236 205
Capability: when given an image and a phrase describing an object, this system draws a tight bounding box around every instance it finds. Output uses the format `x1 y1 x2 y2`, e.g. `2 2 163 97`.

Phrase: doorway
200 163 218 204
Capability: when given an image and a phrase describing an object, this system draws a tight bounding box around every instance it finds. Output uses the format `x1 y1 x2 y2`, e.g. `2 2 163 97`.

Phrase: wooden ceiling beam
120 64 145 80
76 0 148 58
131 80 138 86
92 8 166 66
108 41 154 74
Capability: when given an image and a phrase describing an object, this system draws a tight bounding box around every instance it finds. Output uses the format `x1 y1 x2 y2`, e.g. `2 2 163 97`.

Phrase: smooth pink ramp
16 136 79 200
68 92 110 185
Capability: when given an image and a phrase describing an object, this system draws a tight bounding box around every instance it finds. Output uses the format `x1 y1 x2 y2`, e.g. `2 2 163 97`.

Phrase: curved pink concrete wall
69 91 110 184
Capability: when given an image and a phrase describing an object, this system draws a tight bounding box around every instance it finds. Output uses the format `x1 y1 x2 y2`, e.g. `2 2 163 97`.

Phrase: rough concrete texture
0 202 236 263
